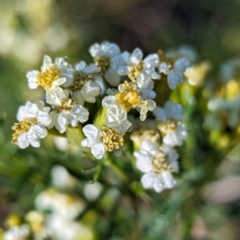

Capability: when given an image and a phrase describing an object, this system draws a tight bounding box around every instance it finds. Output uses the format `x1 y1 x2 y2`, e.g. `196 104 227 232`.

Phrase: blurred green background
1 0 240 239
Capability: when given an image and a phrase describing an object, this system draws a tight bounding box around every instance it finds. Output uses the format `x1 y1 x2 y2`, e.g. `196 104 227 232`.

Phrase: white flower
118 48 160 90
35 189 84 220
63 61 102 105
102 95 132 135
159 57 191 90
81 124 105 159
74 81 102 105
4 224 30 240
12 100 51 149
51 165 77 189
26 55 74 105
49 94 89 134
134 140 178 193
45 216 93 240
154 100 183 122
89 41 122 86
163 122 187 147
89 42 120 58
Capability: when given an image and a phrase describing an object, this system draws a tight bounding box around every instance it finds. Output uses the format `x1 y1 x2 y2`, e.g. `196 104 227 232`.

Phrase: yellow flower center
158 120 178 135
37 66 61 89
55 99 75 112
115 81 141 111
152 150 174 174
128 61 144 81
70 72 93 91
100 126 124 152
94 57 110 74
12 118 38 144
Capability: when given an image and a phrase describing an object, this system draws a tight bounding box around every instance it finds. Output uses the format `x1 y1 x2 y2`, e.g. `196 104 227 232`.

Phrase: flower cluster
204 58 240 132
3 166 95 240
12 41 190 193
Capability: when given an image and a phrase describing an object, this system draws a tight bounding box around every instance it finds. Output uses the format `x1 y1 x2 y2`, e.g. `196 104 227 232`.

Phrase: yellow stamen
115 81 141 111
158 120 178 135
100 126 124 152
37 66 61 89
12 118 38 144
70 72 93 91
128 61 144 81
55 99 75 113
94 57 110 74
152 150 174 174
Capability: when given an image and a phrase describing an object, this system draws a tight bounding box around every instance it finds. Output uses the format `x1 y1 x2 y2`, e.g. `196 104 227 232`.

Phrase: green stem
105 157 128 182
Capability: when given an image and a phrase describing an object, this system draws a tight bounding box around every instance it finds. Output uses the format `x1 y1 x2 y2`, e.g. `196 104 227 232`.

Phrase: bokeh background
1 0 240 239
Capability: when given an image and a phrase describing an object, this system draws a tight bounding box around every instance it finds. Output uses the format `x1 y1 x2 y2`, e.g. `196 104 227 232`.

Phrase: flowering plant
12 41 190 194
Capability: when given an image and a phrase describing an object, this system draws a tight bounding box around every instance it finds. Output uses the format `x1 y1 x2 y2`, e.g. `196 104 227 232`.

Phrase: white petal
46 87 66 105
102 42 120 57
82 124 100 138
41 55 53 72
84 63 101 73
141 172 155 189
167 70 184 90
118 66 129 75
26 70 38 89
52 78 66 87
130 48 143 65
70 105 89 126
121 51 130 63
153 175 164 193
144 53 159 67
91 143 105 159
17 132 29 149
75 61 86 71
105 68 121 86
37 111 52 126
56 110 70 133
153 107 167 121
141 140 158 155
30 139 41 148
134 151 152 173
162 171 176 188
48 111 58 129
164 101 183 120
89 43 101 57
80 81 102 103
29 125 48 139
175 57 191 72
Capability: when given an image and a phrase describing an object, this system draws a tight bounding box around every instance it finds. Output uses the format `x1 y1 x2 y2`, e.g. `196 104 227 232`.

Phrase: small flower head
158 50 190 90
12 101 51 149
49 94 89 134
89 42 122 86
100 125 124 152
27 55 74 105
102 95 132 135
81 124 124 159
118 49 160 82
134 140 178 193
115 81 156 121
65 61 102 105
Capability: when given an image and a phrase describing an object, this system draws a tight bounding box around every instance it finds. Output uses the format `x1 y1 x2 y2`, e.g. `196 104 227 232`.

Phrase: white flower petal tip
81 124 105 160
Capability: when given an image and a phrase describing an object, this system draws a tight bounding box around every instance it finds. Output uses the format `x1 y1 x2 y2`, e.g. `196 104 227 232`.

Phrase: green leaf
93 107 107 128
66 125 85 147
